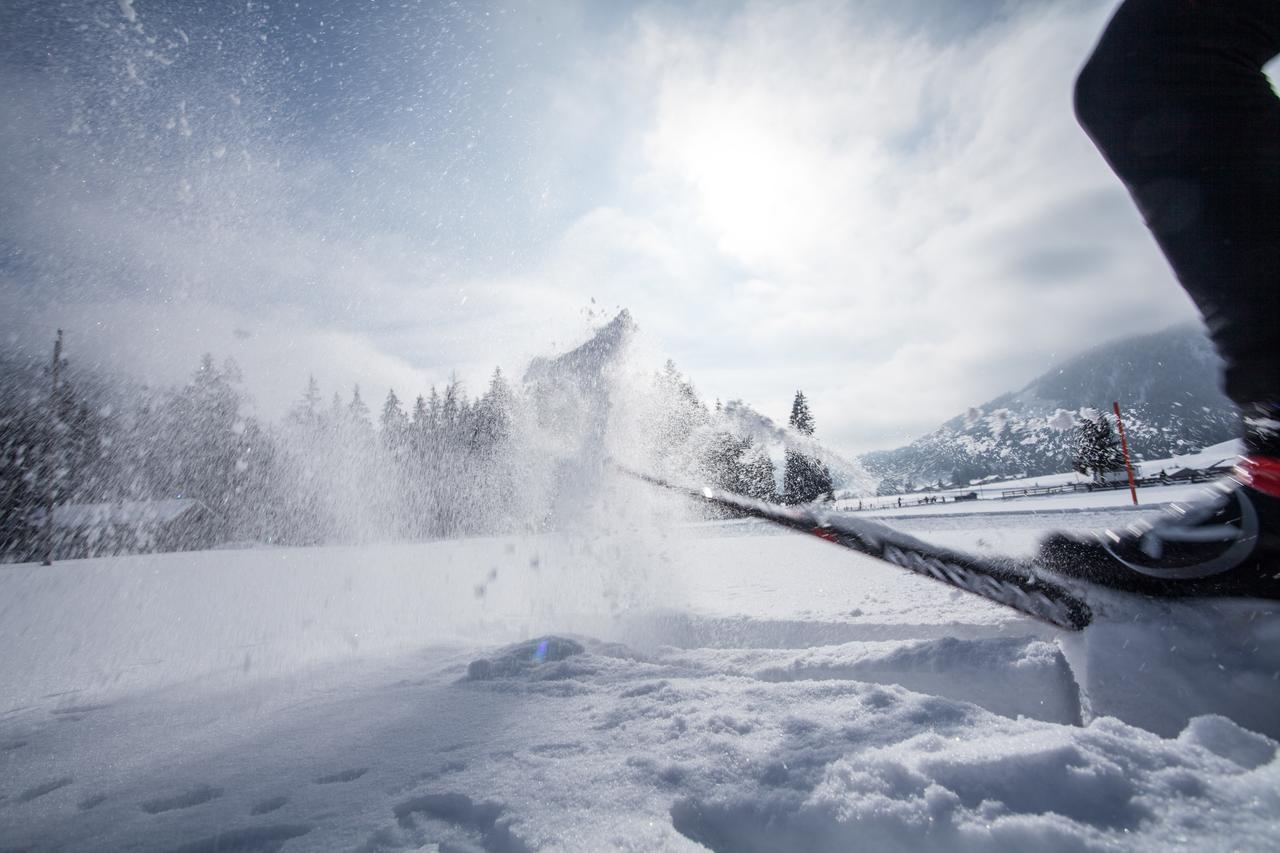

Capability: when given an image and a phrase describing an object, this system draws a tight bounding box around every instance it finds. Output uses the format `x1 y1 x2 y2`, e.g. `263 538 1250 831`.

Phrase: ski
618 465 1093 631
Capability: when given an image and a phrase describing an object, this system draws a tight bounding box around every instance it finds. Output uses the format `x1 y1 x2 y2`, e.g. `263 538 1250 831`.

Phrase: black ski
619 465 1093 631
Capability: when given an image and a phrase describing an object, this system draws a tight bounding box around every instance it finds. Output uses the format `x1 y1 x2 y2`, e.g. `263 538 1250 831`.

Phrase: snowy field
3 495 1279 851
840 440 1243 519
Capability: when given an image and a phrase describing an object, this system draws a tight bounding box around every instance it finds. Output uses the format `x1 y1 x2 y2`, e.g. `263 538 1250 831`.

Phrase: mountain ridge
860 324 1239 489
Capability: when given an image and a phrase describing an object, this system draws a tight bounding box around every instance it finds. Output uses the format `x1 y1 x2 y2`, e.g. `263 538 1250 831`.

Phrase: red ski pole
1113 401 1138 506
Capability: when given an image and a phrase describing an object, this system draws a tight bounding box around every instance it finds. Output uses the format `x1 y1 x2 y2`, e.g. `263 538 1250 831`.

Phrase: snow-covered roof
50 499 214 529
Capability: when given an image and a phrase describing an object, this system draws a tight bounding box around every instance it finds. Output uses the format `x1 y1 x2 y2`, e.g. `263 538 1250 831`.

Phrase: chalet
1163 458 1237 484
44 499 222 559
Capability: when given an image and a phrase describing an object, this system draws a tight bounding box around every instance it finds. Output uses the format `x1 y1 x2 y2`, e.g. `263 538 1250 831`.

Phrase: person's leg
1074 0 1280 455
1038 0 1280 591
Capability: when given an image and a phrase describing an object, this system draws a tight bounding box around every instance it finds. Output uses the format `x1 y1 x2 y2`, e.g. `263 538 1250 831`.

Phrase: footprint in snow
392 792 532 853
78 793 108 811
250 796 288 815
160 823 313 853
141 784 222 814
50 703 110 714
313 768 368 784
18 777 74 803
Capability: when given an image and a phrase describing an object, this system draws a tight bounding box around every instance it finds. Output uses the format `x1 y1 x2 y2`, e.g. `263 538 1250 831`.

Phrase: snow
841 439 1243 519
2 495 1279 850
49 498 212 529
854 483 1207 519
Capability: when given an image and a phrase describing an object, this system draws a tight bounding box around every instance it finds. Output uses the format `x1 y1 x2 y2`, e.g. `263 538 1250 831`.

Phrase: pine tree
381 389 408 440
147 354 250 539
441 376 463 431
304 375 322 412
0 400 43 560
289 376 323 428
653 360 706 456
425 386 442 431
783 450 833 504
1074 413 1125 483
740 443 777 501
703 431 751 492
474 367 513 452
782 391 832 503
348 385 370 425
788 391 815 436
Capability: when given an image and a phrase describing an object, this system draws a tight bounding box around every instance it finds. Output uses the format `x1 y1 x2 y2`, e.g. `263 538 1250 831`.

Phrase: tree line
1 350 522 561
648 361 832 507
1 347 836 562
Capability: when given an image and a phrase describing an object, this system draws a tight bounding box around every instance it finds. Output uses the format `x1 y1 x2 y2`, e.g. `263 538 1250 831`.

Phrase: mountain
859 324 1239 489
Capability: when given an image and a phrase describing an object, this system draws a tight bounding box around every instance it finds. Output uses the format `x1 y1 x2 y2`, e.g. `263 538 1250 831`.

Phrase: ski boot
1038 454 1280 599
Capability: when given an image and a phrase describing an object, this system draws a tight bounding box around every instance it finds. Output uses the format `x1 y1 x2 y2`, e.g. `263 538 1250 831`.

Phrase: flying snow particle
1048 409 1077 431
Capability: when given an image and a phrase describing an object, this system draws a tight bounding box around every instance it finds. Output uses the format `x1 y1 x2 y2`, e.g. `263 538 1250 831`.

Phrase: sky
1 0 1272 455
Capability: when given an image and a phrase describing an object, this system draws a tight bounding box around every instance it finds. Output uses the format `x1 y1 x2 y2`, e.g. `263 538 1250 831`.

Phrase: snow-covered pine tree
380 389 408 449
0 400 43 561
1074 413 1125 483
425 387 442 431
328 391 343 428
441 375 465 437
409 394 430 458
288 375 322 428
151 354 249 541
740 442 778 502
702 431 751 493
348 385 371 427
783 449 834 503
650 360 707 465
789 390 815 436
473 367 513 453
783 390 833 504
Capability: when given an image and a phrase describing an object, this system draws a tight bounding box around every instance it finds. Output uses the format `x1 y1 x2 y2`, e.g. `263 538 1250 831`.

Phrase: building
44 499 222 559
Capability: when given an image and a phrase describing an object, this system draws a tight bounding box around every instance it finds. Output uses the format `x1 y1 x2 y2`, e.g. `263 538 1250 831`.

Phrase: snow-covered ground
3 489 1279 851
840 440 1243 519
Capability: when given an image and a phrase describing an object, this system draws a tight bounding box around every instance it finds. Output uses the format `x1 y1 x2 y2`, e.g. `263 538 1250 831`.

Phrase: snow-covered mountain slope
862 324 1238 487
3 493 1277 851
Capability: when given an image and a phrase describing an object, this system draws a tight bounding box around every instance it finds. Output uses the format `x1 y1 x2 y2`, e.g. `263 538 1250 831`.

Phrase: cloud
569 0 1202 450
7 0 1259 457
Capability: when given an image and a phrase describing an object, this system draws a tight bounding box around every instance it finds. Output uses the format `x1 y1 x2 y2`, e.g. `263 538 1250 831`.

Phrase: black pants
1075 0 1280 447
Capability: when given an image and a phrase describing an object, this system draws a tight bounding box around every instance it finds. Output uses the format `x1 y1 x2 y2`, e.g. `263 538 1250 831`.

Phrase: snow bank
2 523 1278 850
0 529 674 706
846 439 1243 519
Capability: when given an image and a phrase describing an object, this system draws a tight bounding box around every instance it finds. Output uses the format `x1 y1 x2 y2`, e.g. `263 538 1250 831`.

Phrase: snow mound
466 636 586 681
669 709 1280 853
1179 715 1277 771
3 527 1279 849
